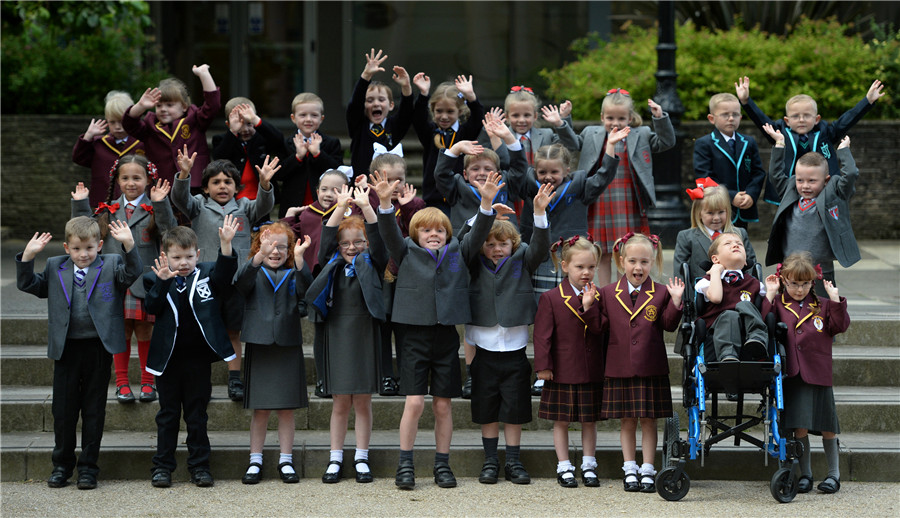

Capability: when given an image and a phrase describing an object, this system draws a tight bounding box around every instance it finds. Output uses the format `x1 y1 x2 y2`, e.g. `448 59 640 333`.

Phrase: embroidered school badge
142 228 152 242
642 150 651 164
828 206 839 220
196 279 213 300
740 291 752 302
343 206 353 217
565 195 575 205
644 305 658 322
180 124 191 140
743 158 751 171
813 316 824 331
820 143 831 160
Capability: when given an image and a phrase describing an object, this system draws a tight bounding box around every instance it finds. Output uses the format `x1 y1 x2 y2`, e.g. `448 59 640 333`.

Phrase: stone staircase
1 317 897 483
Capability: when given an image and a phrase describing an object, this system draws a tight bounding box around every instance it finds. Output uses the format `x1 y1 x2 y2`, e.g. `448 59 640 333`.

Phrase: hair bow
108 158 159 182
814 264 824 280
139 203 154 214
509 85 535 95
372 142 404 159
685 177 720 200
95 202 120 214
251 221 274 233
647 234 660 249
321 165 354 182
613 231 636 253
607 88 630 96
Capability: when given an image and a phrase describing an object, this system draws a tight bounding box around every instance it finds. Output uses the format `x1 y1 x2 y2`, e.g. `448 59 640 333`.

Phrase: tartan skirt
531 259 564 297
538 381 604 423
123 290 154 323
600 375 673 419
588 156 649 253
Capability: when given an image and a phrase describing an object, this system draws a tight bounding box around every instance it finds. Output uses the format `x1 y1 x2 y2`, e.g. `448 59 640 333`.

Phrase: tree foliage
1 1 169 114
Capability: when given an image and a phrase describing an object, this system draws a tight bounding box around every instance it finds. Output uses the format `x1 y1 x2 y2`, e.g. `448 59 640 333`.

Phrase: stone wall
2 115 898 240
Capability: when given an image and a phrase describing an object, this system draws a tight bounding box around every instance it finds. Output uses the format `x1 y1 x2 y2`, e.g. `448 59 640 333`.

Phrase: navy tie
74 269 86 288
175 276 186 289
344 263 356 278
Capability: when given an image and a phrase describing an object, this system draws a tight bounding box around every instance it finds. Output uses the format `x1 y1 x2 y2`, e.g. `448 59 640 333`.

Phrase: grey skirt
782 376 840 434
244 342 308 410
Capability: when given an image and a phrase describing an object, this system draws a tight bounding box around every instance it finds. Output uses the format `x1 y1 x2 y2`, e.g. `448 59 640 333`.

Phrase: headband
685 177 720 200
510 85 535 95
607 88 630 96
776 263 824 280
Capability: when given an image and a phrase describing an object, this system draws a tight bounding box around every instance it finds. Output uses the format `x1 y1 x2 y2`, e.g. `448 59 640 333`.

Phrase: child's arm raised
192 64 217 92
83 119 108 141
734 76 781 142
524 183 554 272
171 145 201 218
108 219 143 287
764 274 779 304
70 183 92 217
393 66 412 98
828 80 884 141
435 141 481 205
218 213 239 257
353 184 378 224
761 123 791 201
832 136 859 200
361 48 387 81
16 232 54 299
583 126 628 202
647 99 676 152
704 264 725 304
459 171 500 263
372 170 409 264
107 219 136 253
412 72 431 97
128 88 160 120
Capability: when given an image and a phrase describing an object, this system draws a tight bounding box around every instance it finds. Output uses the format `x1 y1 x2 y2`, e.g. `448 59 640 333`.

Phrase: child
212 97 286 202
346 49 414 180
143 217 240 488
763 252 850 494
674 179 757 285
72 90 146 207
599 233 684 493
123 65 221 186
762 125 859 292
695 233 768 363
17 217 141 489
307 184 388 484
533 236 605 488
436 140 518 231
376 170 500 490
412 73 485 215
275 92 343 217
736 77 883 186
555 89 676 284
71 155 177 403
235 223 313 485
465 183 554 485
693 92 766 227
172 147 278 401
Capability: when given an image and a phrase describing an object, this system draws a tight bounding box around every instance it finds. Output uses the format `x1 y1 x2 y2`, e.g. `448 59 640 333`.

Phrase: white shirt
695 269 766 300
124 193 145 207
465 324 529 353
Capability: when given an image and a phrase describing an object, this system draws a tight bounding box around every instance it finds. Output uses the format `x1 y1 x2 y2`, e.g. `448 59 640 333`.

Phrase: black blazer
693 129 767 223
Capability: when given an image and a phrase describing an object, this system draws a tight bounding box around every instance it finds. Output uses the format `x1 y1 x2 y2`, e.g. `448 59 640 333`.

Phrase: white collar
720 269 744 280
123 193 145 207
628 281 641 294
704 225 721 237
515 130 532 140
567 280 583 297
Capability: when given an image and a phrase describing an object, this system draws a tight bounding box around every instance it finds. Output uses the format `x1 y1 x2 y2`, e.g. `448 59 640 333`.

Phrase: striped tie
74 269 86 288
520 135 533 165
126 204 135 220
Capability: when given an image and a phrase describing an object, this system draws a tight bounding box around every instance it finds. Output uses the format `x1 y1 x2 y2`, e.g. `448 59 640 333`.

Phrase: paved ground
2 478 899 517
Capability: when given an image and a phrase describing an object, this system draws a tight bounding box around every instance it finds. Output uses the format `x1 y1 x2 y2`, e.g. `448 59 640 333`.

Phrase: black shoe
478 459 499 484
242 463 262 485
76 472 97 490
531 380 543 396
640 474 656 493
504 461 531 485
433 461 457 488
151 468 172 488
190 470 214 487
379 377 399 396
278 462 300 484
582 468 600 487
47 467 70 488
321 461 342 483
557 469 577 488
395 460 415 490
354 459 373 483
315 380 331 399
461 375 472 399
742 339 768 360
116 384 136 404
623 472 640 492
227 378 244 402
817 476 841 494
139 383 158 402
798 475 813 493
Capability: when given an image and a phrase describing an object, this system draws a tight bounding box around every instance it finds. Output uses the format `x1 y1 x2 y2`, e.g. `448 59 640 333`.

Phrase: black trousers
152 357 212 473
51 337 112 476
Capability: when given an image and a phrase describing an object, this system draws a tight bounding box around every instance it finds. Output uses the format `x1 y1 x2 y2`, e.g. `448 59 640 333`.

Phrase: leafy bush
1 1 169 114
541 18 899 121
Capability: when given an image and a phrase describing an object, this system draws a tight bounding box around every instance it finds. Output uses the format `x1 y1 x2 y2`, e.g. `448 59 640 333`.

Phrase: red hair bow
510 85 535 94
814 264 824 280
607 88 630 96
140 203 154 214
685 177 720 200
95 202 120 214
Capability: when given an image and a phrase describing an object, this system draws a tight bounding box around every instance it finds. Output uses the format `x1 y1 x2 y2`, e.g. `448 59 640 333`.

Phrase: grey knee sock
823 437 840 480
798 436 812 477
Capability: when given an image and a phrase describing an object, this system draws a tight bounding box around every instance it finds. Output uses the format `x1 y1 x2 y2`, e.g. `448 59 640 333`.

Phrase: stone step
2 429 894 483
2 384 897 434
2 344 897 389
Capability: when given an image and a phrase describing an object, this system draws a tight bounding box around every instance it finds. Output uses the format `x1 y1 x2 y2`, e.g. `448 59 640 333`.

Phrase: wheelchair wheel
656 467 690 501
663 414 680 467
770 468 798 503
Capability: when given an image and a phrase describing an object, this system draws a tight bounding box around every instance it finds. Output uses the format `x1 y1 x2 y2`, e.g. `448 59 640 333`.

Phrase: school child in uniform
412 72 485 215
555 89 676 285
375 170 500 490
72 90 146 207
762 125 860 294
763 252 849 494
123 65 221 186
71 155 176 403
533 236 605 488
235 223 313 485
465 183 555 485
693 93 766 228
736 77 883 189
17 218 141 490
346 48 414 180
172 147 277 401
212 97 286 204
144 218 240 488
307 184 389 484
599 233 684 493
276 92 343 217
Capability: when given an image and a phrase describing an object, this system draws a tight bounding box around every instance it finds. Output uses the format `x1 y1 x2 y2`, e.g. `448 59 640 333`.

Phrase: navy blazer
143 251 238 375
235 261 313 346
274 130 343 217
693 129 767 222
17 247 142 360
212 119 287 182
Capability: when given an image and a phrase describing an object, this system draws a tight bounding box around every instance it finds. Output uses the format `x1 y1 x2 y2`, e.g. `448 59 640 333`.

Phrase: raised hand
257 229 275 258
449 140 483 157
369 170 400 207
307 132 322 156
227 106 244 134
294 234 312 269
412 72 431 95
559 100 573 119
484 106 506 126
219 213 239 244
392 66 411 88
541 104 564 127
837 135 850 149
483 117 515 145
353 184 371 208
764 274 780 295
362 48 387 80
735 76 750 103
151 253 176 280
293 132 309 158
137 88 161 111
823 280 840 301
84 119 108 140
647 99 663 118
477 171 503 207
491 203 515 221
335 184 354 208
866 79 885 104
455 75 475 101
255 155 281 189
761 123 784 146
150 179 171 202
666 277 685 307
533 182 556 215
191 64 211 77
398 183 417 205
22 232 52 262
108 219 135 251
284 206 307 218
605 126 631 156
237 103 258 124
176 144 197 177
582 281 597 310
71 182 89 201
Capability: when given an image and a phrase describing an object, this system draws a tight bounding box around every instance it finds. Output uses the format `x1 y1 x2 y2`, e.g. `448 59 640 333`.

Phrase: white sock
581 455 598 474
557 460 575 477
623 460 639 475
355 449 370 473
534 379 545 387
327 450 343 474
247 452 263 474
639 462 656 478
280 453 295 474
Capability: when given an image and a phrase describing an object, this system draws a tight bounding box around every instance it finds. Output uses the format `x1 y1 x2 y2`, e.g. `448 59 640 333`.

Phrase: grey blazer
235 261 313 346
17 247 142 360
72 195 176 297
477 122 570 169
378 209 495 326
767 147 860 268
673 226 757 284
556 115 676 210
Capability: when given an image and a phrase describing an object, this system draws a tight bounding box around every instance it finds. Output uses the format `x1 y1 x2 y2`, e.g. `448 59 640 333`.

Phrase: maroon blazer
599 276 682 378
762 293 849 386
698 272 760 328
122 88 221 187
72 134 145 207
280 201 361 276
533 281 605 384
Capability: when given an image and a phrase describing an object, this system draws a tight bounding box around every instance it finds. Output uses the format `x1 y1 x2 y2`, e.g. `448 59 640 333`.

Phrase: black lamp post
648 0 690 245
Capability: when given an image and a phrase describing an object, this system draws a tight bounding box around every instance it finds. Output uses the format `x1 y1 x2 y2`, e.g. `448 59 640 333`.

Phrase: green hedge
541 18 899 121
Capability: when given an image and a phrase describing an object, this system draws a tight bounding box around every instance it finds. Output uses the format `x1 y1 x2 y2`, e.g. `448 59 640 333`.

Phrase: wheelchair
655 262 803 503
